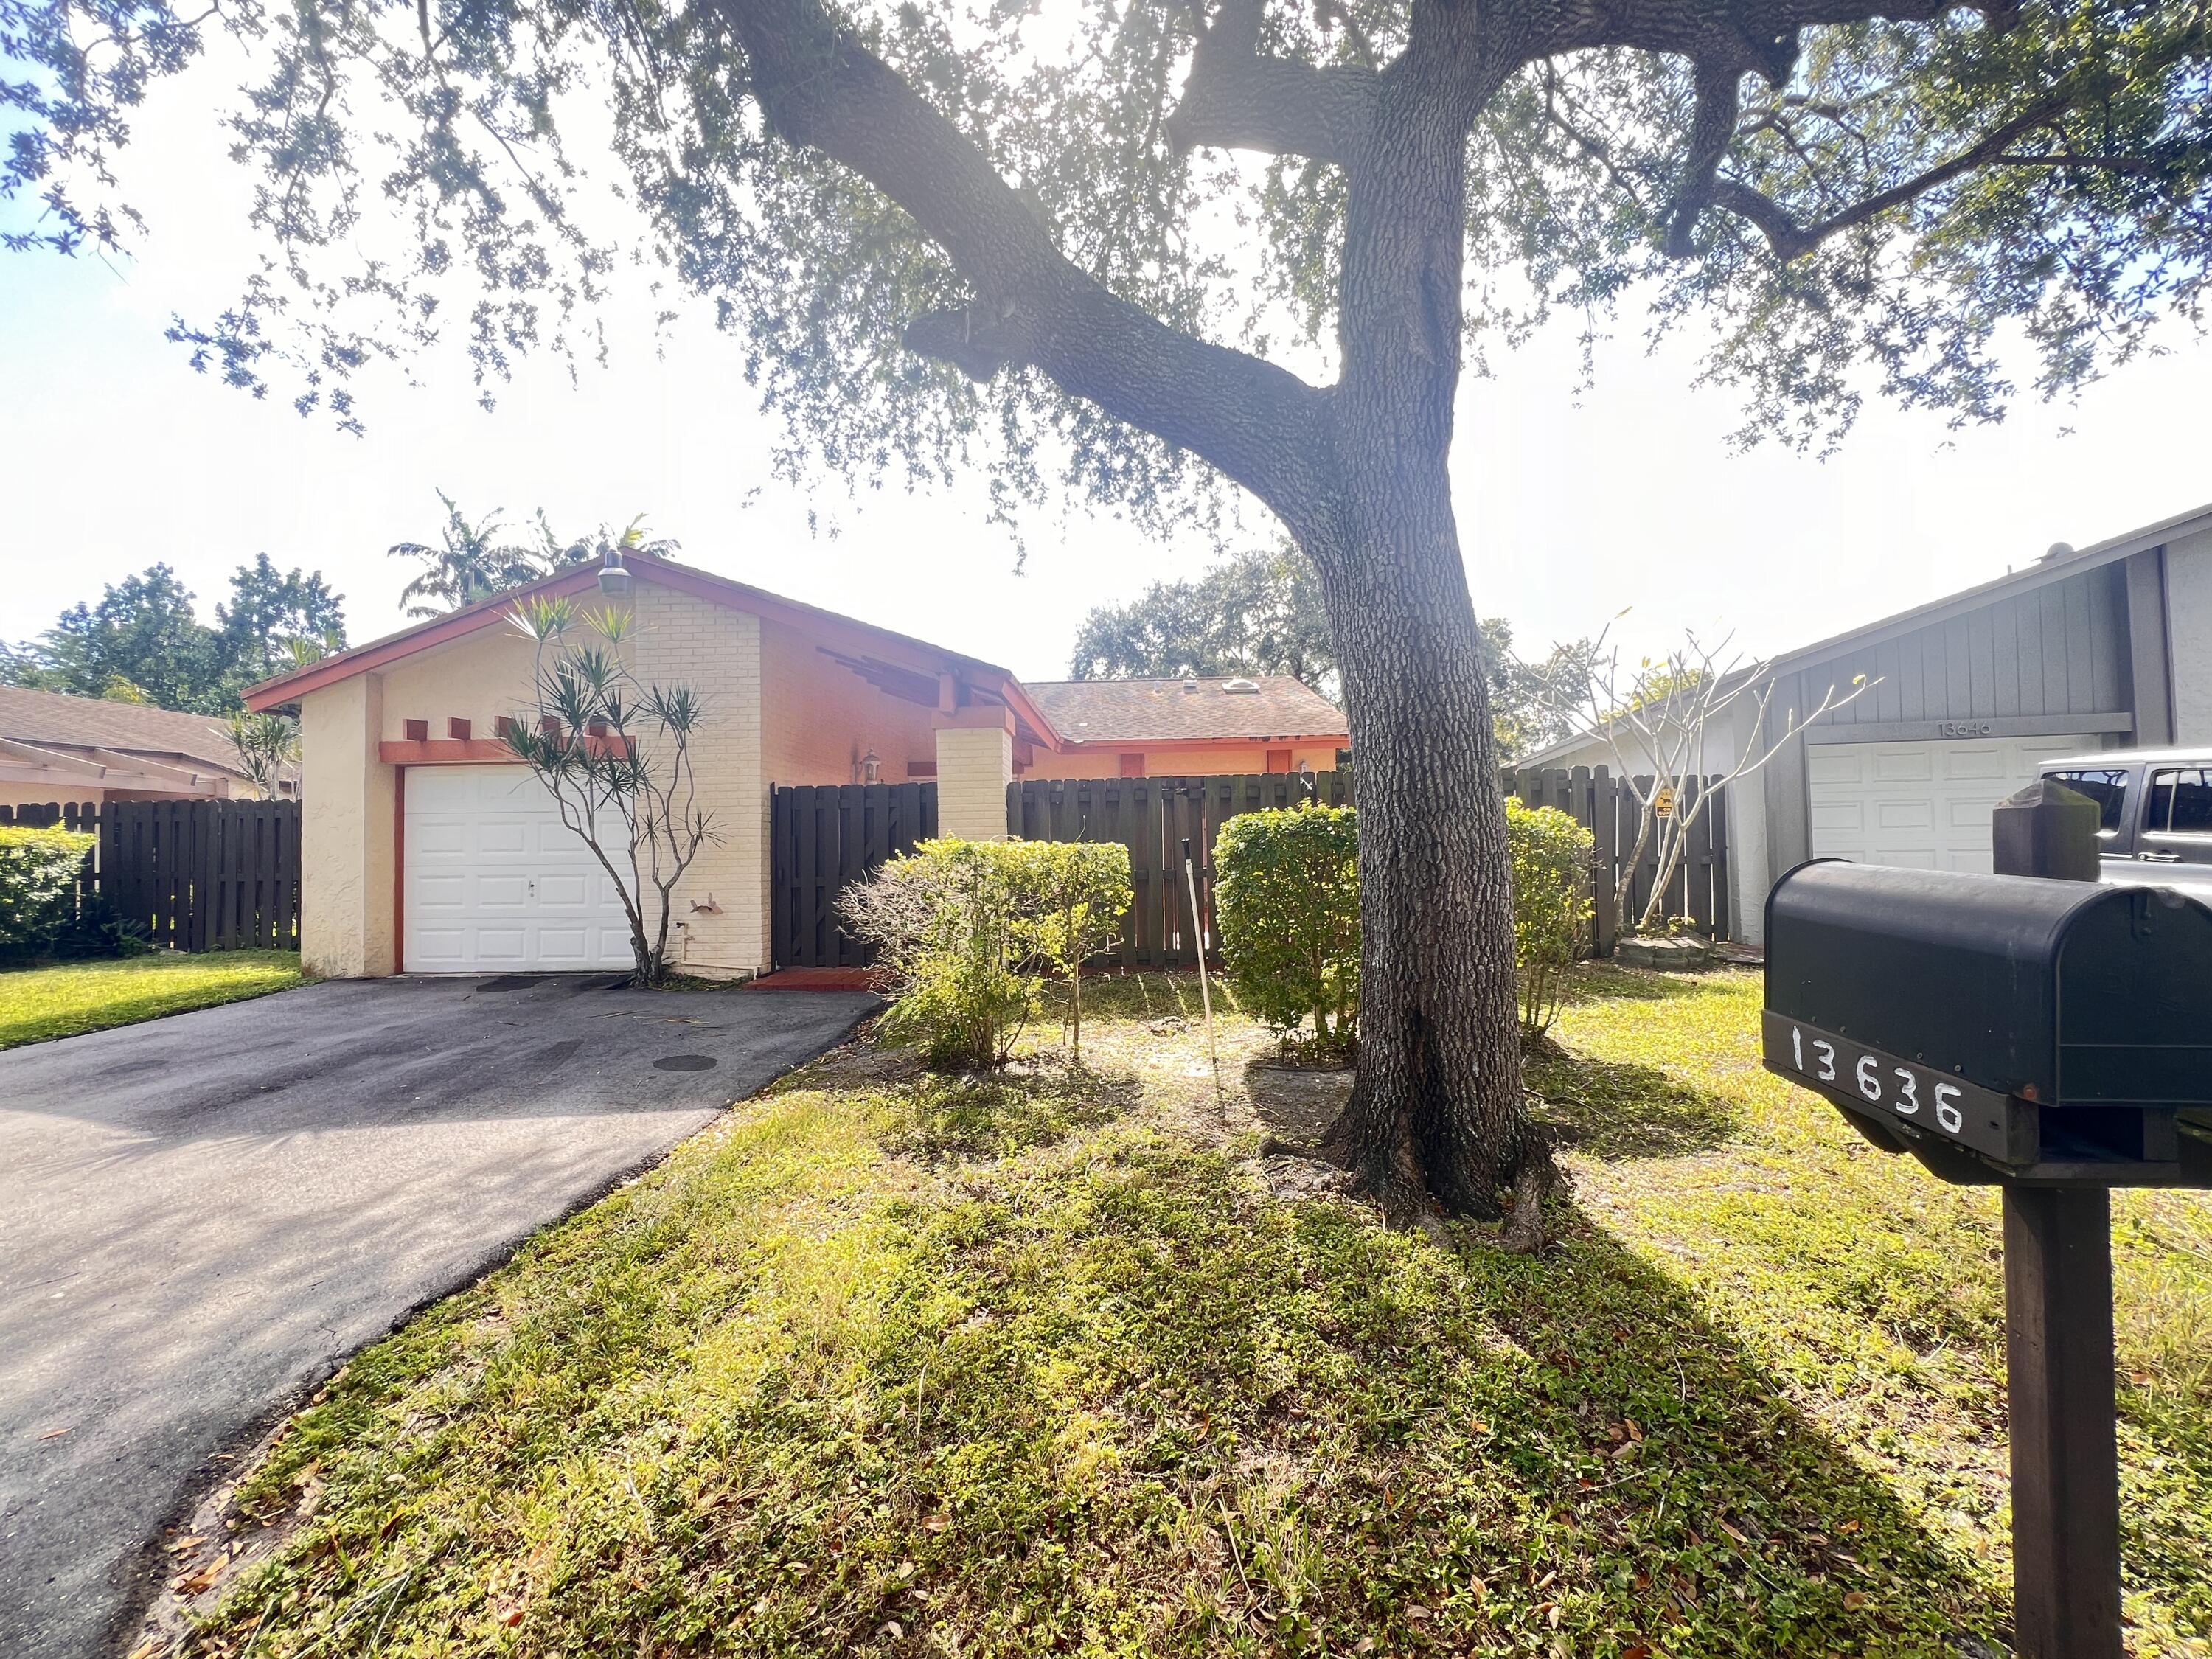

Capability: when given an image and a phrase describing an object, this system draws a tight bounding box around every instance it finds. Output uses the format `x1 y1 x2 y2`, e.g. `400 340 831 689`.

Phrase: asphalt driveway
0 973 875 1659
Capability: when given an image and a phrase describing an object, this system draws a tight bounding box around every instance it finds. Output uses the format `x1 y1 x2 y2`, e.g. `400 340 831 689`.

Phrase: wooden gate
0 799 302 949
770 782 937 968
1500 766 1730 955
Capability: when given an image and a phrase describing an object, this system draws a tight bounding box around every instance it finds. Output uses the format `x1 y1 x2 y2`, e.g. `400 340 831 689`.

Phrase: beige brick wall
630 584 768 976
935 721 1014 841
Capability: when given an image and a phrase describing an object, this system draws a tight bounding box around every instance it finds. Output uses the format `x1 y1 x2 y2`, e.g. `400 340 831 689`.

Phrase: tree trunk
1304 44 1554 1242
1310 509 1550 1236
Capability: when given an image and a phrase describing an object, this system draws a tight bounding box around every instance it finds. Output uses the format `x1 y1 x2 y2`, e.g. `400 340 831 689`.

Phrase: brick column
934 706 1015 842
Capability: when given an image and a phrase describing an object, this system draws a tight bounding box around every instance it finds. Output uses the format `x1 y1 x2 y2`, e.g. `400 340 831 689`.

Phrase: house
1525 499 2212 943
243 549 1349 980
0 685 273 809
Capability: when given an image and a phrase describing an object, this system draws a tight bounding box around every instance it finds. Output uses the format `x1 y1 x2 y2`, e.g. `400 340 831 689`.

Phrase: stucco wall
378 625 543 742
2169 526 2212 744
1020 741 1337 781
299 674 394 977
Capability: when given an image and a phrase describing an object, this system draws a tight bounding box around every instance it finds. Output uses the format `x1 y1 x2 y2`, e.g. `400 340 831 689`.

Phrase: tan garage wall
378 625 542 742
299 673 396 978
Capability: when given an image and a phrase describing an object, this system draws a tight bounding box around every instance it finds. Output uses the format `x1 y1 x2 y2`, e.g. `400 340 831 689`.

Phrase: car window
2044 768 2131 834
2160 768 2212 835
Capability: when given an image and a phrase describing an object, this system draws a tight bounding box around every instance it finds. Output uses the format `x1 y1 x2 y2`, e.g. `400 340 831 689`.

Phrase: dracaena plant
503 595 715 985
10 0 2212 1242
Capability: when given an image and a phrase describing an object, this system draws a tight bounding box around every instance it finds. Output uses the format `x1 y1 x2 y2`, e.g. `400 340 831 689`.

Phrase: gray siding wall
1758 559 2138 881
1796 562 2131 729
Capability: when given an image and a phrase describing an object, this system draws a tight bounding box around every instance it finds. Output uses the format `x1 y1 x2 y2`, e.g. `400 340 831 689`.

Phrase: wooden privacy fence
1009 772 1354 970
765 767 1725 972
0 799 302 950
1500 766 1730 956
771 782 938 968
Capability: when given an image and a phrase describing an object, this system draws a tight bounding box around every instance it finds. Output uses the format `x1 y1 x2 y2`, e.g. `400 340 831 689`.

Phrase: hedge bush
1214 803 1360 1054
0 827 95 959
1506 799 1594 1040
837 838 1133 1069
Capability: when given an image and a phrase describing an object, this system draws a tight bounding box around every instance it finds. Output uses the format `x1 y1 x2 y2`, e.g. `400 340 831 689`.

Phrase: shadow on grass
177 1126 2015 1657
1526 1045 1746 1161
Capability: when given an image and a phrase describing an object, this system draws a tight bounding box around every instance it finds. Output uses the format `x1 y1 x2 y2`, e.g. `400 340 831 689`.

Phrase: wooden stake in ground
1182 838 1219 1075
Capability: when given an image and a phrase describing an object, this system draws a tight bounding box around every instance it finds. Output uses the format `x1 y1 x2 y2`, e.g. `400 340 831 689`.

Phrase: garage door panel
1808 752 1866 786
1940 747 2005 781
1809 734 2101 874
1871 750 1934 782
403 765 635 972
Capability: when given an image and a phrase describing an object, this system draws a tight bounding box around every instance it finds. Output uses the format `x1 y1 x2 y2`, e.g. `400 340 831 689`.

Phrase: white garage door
1808 735 2106 872
404 765 635 971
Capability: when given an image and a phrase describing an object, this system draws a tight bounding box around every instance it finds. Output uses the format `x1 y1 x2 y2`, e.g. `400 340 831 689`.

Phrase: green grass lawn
142 968 2211 1658
0 950 305 1050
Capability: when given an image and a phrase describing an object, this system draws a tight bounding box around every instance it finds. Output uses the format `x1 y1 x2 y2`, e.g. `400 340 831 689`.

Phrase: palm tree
389 495 682 618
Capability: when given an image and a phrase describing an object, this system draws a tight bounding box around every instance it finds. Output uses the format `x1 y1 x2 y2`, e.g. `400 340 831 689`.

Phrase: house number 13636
1790 1025 1963 1133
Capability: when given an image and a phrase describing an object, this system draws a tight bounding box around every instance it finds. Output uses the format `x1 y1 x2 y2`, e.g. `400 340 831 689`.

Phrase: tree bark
1304 25 1554 1241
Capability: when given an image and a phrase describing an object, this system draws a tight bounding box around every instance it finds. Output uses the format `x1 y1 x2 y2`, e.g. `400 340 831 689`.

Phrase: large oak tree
9 0 2208 1239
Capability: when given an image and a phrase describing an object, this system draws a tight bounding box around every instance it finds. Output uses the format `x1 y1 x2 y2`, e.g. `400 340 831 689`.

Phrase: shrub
1214 804 1359 1054
1506 799 1594 1040
1024 840 1134 1059
49 891 152 959
841 838 1135 1069
0 827 95 959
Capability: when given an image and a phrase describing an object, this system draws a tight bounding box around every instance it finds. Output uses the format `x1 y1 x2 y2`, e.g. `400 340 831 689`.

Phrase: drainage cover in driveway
653 1054 717 1071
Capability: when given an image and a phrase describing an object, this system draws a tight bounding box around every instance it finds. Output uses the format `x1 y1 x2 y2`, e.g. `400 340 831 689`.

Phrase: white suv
2039 748 2212 897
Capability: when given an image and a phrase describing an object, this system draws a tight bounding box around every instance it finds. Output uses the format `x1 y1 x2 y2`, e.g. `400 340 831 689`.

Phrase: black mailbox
1763 860 2212 1186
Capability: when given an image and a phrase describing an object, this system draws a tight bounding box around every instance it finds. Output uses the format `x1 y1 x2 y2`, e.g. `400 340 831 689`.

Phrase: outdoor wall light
861 748 883 784
597 551 634 597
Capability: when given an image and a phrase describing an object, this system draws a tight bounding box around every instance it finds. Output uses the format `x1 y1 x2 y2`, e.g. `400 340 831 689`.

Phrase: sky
4 49 2211 687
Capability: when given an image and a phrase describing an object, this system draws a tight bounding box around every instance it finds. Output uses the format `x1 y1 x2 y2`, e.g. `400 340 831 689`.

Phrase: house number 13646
1790 1025 1964 1133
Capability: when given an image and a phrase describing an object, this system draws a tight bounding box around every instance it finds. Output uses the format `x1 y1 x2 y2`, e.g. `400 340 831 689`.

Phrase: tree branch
1163 0 1380 166
1665 61 1745 257
1703 92 2073 261
706 0 1331 524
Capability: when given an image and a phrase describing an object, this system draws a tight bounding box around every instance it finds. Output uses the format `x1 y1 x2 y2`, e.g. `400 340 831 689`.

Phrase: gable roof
0 685 245 777
244 550 1061 745
1516 497 2212 770
1023 676 1346 745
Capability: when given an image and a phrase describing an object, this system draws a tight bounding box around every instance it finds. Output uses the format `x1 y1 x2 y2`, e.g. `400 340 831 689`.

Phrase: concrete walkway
0 973 874 1658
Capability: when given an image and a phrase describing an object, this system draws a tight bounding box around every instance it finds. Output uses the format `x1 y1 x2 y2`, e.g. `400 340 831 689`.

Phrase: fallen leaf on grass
1843 1591 1870 1610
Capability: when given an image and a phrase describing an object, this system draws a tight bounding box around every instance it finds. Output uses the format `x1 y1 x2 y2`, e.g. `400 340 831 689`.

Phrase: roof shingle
0 686 245 775
1021 676 1345 745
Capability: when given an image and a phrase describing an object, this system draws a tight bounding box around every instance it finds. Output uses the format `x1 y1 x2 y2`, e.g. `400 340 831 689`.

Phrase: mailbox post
1761 785 2212 1659
1991 781 2118 1659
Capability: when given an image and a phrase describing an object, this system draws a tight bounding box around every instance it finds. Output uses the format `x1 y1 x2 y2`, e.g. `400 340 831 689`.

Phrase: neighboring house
1020 677 1346 780
0 685 272 809
243 549 1349 980
1525 498 2212 944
